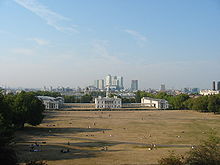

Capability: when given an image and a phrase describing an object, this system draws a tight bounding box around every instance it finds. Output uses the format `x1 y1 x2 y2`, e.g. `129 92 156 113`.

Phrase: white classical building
141 97 169 109
37 96 64 110
95 96 122 109
199 90 220 96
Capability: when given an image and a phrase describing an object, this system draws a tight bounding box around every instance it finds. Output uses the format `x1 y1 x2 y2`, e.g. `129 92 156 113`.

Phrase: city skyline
0 0 220 89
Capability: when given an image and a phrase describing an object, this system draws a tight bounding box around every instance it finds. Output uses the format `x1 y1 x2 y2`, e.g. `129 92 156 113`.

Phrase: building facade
95 96 122 109
141 97 169 109
37 96 64 110
199 90 220 96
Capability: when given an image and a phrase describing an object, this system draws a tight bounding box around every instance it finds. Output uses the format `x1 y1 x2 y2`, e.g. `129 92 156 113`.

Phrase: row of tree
28 90 220 113
135 91 220 112
63 94 93 103
0 91 45 165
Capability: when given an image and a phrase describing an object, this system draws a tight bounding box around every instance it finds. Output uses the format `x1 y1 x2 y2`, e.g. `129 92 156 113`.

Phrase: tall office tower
117 76 124 90
160 84 166 92
98 79 104 90
112 76 118 86
131 80 138 91
105 74 112 86
217 81 220 91
105 74 124 90
94 80 99 89
94 80 104 90
213 81 216 91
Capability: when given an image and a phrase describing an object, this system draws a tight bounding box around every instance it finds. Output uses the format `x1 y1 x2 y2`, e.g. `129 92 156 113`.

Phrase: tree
135 91 141 103
122 97 136 103
208 96 220 113
63 95 75 103
80 94 92 103
26 97 45 126
0 146 17 165
33 91 61 98
0 94 17 165
13 92 45 128
169 94 189 110
185 133 220 165
135 91 154 103
191 96 208 112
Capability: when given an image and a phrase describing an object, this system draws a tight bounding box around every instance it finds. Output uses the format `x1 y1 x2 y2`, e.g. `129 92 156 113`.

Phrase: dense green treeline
135 91 220 112
0 91 45 164
64 94 93 103
63 90 220 112
33 91 61 98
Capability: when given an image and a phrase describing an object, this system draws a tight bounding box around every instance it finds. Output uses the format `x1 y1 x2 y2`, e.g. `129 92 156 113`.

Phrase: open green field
15 110 220 165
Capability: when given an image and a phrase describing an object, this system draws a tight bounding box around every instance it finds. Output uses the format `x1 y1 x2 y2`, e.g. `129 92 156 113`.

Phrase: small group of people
29 142 41 152
101 146 108 151
148 144 157 150
60 149 70 153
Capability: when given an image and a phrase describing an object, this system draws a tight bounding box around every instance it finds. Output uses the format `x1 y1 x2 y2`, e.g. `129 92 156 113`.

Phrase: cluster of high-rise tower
94 74 138 91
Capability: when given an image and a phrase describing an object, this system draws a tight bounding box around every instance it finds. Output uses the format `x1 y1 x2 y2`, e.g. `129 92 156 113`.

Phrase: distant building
183 88 190 94
131 80 138 91
200 90 220 96
95 96 122 109
160 84 166 92
141 97 169 109
105 74 124 90
118 92 136 99
94 79 104 90
117 76 124 90
217 81 220 91
183 87 199 94
105 74 112 86
213 81 216 91
37 96 64 110
191 88 199 94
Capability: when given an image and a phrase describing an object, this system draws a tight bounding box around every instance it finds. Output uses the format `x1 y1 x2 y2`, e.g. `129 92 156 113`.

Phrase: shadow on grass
15 141 121 163
15 126 111 142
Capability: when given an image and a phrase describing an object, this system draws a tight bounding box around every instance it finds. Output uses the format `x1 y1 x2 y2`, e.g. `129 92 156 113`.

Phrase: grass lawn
15 110 220 165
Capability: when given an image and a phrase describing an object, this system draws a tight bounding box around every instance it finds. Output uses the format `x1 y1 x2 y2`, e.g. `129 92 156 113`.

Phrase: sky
0 0 220 90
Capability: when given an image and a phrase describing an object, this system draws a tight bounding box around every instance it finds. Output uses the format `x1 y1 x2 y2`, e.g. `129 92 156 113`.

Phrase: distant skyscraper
131 80 138 91
112 76 118 86
94 80 99 89
160 84 166 92
117 76 124 89
94 79 104 90
105 74 112 86
98 80 104 90
213 81 216 91
217 81 220 91
105 74 123 90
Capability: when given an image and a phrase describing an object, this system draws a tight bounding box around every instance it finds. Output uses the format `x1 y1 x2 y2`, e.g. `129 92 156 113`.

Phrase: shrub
185 133 220 165
158 151 184 165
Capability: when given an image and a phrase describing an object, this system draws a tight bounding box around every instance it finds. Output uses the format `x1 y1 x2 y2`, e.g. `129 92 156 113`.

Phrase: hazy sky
0 0 220 89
